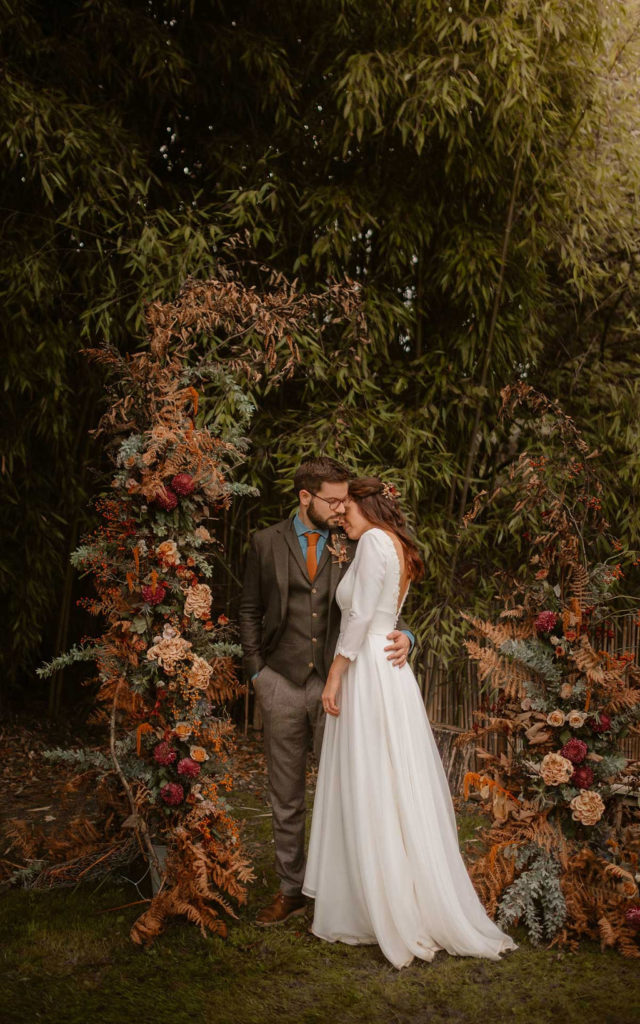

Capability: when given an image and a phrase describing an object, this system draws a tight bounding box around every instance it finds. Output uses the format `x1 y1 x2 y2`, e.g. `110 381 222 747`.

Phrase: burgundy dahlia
153 741 177 766
171 473 195 497
625 906 640 929
155 488 179 511
177 756 200 779
560 738 588 764
160 782 184 806
142 582 167 605
535 611 558 634
571 765 594 789
587 712 612 734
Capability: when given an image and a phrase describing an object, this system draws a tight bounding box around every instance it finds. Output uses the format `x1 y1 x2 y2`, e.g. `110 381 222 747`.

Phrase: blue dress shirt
293 513 330 561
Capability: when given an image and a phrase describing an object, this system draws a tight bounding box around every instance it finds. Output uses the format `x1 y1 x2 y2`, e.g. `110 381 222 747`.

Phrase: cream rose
570 790 605 826
540 752 574 786
559 682 574 699
567 710 587 729
184 583 212 620
546 709 566 727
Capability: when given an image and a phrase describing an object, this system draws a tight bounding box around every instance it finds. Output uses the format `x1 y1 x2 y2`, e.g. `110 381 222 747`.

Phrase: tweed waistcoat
265 546 332 686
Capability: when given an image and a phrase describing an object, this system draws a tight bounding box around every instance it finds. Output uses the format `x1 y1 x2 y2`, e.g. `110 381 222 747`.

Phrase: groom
239 456 412 925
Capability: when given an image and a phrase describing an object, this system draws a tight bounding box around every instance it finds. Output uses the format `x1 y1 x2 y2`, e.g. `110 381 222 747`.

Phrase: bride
302 477 517 969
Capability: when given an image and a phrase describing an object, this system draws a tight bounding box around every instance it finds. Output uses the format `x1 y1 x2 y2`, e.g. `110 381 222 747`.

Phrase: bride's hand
322 674 342 717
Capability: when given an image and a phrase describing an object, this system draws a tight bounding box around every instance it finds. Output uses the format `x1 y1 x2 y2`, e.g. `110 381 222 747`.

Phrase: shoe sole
255 905 307 928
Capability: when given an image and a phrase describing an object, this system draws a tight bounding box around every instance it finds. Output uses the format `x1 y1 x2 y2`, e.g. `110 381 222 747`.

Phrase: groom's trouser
253 666 325 896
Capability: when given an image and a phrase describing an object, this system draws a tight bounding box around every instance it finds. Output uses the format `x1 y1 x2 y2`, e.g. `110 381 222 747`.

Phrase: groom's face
300 480 349 530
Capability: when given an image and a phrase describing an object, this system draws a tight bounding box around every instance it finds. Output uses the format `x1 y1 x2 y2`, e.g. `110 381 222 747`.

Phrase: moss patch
2 796 638 1024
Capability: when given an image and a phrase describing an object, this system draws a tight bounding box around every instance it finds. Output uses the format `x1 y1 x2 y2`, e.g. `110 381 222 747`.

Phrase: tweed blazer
239 517 411 681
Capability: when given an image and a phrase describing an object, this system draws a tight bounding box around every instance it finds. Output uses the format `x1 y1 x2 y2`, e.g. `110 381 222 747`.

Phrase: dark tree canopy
2 0 639 707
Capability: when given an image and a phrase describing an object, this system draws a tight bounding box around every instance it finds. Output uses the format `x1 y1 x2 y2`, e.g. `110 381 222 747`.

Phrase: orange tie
305 532 320 581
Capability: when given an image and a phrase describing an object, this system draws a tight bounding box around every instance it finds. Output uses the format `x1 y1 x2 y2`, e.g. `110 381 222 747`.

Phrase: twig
77 845 120 879
98 898 151 914
110 680 164 888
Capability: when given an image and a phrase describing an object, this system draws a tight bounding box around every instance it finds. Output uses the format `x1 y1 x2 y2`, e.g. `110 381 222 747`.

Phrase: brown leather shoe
255 892 307 927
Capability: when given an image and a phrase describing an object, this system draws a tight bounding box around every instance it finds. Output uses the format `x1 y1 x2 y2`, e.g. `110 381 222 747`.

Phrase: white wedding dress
303 527 516 969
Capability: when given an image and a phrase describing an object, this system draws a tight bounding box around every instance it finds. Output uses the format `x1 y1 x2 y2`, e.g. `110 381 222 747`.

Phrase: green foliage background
2 0 640 709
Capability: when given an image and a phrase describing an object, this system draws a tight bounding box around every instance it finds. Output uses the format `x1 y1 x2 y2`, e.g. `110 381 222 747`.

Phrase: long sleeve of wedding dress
303 527 517 969
334 529 388 661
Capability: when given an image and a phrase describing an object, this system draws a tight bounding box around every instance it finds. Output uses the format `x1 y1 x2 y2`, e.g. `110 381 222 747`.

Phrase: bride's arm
322 531 386 716
322 653 351 716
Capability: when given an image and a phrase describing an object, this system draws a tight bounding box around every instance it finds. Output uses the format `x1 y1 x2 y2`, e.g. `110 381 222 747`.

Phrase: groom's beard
307 499 341 531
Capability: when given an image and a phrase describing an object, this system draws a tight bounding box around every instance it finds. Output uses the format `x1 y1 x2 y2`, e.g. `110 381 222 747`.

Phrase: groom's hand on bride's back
384 630 410 668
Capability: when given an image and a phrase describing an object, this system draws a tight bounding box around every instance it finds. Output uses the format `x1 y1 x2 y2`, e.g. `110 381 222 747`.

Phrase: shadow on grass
2 794 638 1024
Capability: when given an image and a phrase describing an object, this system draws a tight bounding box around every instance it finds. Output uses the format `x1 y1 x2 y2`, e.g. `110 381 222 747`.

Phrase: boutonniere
326 532 351 566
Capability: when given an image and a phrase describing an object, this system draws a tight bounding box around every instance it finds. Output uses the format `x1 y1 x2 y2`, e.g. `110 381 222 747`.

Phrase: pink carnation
177 757 200 779
535 611 558 634
142 581 167 605
171 473 195 497
571 765 594 789
153 741 177 766
587 712 611 734
160 782 184 806
560 738 588 765
155 488 179 511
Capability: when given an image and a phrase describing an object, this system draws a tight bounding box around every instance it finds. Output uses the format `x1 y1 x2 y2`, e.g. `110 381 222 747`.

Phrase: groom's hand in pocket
385 630 410 667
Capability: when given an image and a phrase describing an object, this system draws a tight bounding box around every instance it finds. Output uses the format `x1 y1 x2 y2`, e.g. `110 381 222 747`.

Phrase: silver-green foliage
497 843 567 944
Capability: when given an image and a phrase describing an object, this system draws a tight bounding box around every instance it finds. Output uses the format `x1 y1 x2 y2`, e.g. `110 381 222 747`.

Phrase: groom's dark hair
294 457 350 495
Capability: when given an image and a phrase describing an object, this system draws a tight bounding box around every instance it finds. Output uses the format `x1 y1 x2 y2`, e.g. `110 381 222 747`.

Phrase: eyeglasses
308 491 348 511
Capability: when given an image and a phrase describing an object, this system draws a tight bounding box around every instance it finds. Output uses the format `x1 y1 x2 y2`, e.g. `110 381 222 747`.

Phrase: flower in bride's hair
381 482 400 500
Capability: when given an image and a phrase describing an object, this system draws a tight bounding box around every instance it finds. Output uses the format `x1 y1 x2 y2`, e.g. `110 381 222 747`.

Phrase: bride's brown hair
348 477 424 582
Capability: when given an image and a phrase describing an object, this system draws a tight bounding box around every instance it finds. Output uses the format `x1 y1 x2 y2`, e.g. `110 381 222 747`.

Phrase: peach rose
194 526 212 543
174 721 193 741
188 655 213 690
146 634 192 674
570 790 605 826
156 540 181 566
567 710 587 729
540 752 574 786
559 683 574 699
184 583 212 620
189 745 209 763
546 709 566 727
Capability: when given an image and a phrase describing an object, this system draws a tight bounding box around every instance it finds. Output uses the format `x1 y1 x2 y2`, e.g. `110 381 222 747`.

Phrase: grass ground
2 784 639 1024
